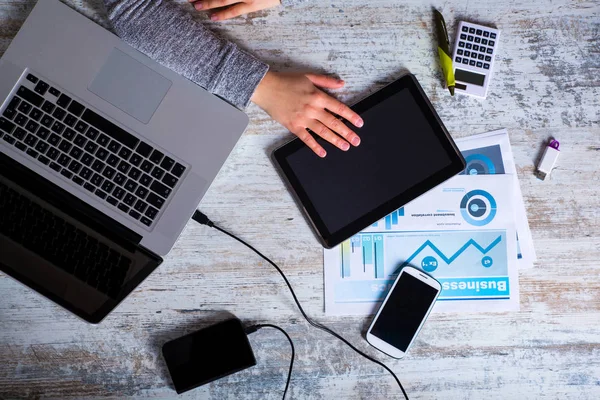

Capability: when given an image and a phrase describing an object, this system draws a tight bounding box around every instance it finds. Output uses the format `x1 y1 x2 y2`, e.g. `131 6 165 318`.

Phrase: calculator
451 22 500 99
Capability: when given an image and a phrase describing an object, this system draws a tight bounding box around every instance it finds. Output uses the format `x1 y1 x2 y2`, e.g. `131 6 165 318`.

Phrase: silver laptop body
0 0 248 256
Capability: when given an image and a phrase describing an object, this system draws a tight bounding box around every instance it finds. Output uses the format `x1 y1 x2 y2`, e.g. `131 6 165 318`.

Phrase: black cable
245 324 295 400
192 210 409 400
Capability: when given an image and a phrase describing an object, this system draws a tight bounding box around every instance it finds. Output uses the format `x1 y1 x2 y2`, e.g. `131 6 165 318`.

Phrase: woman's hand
251 71 363 157
190 0 281 21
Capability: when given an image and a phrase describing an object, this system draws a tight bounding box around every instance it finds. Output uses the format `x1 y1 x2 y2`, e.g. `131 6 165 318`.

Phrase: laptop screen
0 152 162 323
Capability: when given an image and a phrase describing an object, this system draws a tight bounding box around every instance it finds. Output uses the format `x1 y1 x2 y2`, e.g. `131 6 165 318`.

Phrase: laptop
0 0 249 322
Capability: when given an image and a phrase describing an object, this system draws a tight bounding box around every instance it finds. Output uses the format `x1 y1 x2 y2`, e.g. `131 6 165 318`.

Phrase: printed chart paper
324 175 520 315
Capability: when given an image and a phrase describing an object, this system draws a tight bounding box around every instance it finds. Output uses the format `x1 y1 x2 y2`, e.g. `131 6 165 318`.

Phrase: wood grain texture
1 0 599 399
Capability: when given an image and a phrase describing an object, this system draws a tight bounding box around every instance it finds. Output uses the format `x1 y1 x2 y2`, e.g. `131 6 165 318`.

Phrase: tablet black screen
275 74 464 248
287 89 452 232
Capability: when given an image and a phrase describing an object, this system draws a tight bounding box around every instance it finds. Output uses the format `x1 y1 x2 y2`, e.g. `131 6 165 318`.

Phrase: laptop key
72 175 84 186
128 167 141 180
35 141 49 154
14 113 28 127
51 121 65 134
101 180 115 193
63 128 76 141
102 166 116 180
79 167 93 180
47 147 60 160
38 155 50 165
97 133 110 147
36 127 50 140
3 135 15 144
113 187 125 200
52 107 67 121
95 189 107 200
139 173 152 187
150 180 171 199
151 166 164 179
84 141 98 154
34 81 49 96
124 179 138 193
160 156 175 171
149 149 163 164
26 148 39 158
17 86 44 107
26 74 39 84
114 173 127 186
58 140 72 153
40 114 54 128
85 127 99 140
136 142 152 157
3 107 16 120
68 160 82 173
107 154 119 167
91 173 104 187
42 101 55 114
0 117 15 134
172 163 185 178
57 94 72 109
80 153 93 166
161 173 177 188
135 186 149 199
60 169 73 179
64 114 77 127
18 101 32 114
24 134 37 147
124 193 136 206
57 154 71 167
49 162 61 172
134 200 147 213
107 196 118 207
49 87 60 97
146 192 165 209
129 209 141 220
75 121 88 134
117 160 130 173
140 217 152 227
29 108 43 121
108 140 121 154
84 182 95 192
130 153 143 166
91 160 104 173
140 160 153 173
68 101 85 117
25 120 39 134
74 134 87 147
96 148 109 161
15 141 27 151
14 127 27 140
145 206 158 220
118 147 132 160
117 203 130 213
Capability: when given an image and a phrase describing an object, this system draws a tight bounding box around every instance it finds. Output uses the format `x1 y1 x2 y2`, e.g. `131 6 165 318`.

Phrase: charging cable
245 324 294 399
192 210 409 400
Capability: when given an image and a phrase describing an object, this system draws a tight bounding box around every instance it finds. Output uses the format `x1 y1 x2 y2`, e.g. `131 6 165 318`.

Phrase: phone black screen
162 318 256 394
370 273 439 352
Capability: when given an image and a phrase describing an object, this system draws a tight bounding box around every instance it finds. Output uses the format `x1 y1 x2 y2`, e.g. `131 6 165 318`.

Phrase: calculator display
455 68 486 87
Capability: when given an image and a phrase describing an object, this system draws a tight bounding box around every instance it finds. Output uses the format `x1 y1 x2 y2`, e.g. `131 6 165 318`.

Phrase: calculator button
457 49 463 55
480 46 487 53
468 35 474 42
469 27 476 34
469 60 476 66
483 31 490 37
475 37 481 43
485 55 492 62
466 43 472 49
478 54 484 60
483 63 490 69
464 51 470 57
460 34 467 40
471 53 477 59
462 59 469 65
462 26 469 32
455 57 462 63
487 48 493 54
473 45 479 51
482 39 488 45
476 62 483 68
489 40 495 46
476 29 482 36
490 33 496 39
458 41 465 48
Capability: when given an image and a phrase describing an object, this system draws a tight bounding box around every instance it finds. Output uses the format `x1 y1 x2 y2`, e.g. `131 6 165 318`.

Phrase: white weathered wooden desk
1 0 599 398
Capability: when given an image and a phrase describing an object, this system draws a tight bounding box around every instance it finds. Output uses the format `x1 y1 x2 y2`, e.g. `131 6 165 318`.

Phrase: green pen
434 10 456 96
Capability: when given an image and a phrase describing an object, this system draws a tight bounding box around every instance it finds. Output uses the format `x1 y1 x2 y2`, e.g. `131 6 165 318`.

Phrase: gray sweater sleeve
103 0 269 109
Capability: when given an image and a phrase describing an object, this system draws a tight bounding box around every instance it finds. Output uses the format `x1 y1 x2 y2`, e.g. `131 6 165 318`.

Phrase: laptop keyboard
0 180 131 299
0 72 188 229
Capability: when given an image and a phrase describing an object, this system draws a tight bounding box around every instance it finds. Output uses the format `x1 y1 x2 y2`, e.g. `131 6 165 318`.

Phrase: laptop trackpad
89 48 172 124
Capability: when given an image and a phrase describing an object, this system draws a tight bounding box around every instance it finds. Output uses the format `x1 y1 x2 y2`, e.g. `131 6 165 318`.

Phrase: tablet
272 74 465 248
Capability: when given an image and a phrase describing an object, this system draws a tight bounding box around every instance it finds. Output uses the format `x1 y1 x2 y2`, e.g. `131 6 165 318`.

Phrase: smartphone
366 266 441 359
162 318 256 394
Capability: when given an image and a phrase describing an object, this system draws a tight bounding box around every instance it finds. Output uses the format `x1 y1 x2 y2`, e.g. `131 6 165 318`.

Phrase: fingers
317 110 361 146
209 4 252 20
307 120 351 152
319 95 364 129
191 0 237 11
294 129 327 158
305 74 345 90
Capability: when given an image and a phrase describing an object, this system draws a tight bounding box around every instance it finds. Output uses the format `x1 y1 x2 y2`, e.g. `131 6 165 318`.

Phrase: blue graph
372 207 404 230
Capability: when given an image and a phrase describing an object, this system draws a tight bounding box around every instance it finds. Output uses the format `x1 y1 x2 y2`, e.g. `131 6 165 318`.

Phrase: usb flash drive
535 139 560 180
